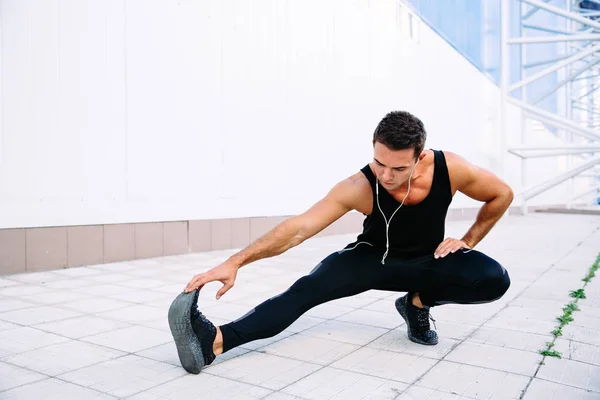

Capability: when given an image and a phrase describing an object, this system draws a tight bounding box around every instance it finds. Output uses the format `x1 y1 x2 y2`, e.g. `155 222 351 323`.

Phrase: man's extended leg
218 244 381 352
170 242 382 373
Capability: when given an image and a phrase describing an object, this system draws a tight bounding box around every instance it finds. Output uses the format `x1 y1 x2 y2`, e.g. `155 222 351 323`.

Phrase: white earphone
376 157 420 264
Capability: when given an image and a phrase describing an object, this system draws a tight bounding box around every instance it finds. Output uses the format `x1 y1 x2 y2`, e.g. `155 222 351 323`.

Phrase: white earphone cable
376 159 419 265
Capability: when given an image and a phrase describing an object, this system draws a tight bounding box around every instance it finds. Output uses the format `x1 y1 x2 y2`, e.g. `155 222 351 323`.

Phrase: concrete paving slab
0 213 599 399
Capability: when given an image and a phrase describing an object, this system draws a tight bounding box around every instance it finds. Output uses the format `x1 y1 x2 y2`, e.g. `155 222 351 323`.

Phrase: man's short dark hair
372 111 427 159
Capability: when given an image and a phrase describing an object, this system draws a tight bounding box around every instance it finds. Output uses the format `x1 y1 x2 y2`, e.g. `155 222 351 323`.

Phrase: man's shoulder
437 150 482 191
327 169 373 212
437 149 459 160
437 150 469 170
339 170 372 193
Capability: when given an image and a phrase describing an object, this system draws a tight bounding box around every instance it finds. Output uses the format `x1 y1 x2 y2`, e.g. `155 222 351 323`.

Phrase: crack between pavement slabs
519 230 600 399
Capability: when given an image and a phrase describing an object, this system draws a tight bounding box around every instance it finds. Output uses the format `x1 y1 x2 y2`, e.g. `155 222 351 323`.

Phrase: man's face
372 142 420 191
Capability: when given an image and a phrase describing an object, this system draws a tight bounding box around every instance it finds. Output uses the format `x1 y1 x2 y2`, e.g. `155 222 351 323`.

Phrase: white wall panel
0 0 571 229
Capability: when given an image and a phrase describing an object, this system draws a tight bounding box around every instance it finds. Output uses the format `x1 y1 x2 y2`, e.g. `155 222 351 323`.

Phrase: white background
0 0 585 229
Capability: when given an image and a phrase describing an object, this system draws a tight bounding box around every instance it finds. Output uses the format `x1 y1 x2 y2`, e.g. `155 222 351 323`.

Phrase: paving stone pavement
1 213 599 399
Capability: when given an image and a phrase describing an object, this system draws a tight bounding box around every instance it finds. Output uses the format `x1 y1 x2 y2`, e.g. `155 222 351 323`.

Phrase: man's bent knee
480 260 510 301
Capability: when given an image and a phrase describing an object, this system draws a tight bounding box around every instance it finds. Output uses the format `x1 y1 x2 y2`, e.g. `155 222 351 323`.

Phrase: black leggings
219 243 510 352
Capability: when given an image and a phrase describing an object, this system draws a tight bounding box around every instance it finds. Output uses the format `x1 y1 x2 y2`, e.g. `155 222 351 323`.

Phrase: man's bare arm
229 184 354 269
184 175 367 295
448 152 514 248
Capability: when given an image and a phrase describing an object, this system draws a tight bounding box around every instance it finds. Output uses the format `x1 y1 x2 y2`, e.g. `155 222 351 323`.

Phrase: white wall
0 0 579 229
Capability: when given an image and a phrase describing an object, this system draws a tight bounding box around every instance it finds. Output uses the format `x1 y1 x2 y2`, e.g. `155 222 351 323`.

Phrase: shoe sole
168 291 205 374
395 297 438 346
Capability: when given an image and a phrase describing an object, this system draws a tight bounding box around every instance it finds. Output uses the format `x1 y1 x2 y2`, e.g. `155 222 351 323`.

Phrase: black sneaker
395 293 438 345
168 290 216 374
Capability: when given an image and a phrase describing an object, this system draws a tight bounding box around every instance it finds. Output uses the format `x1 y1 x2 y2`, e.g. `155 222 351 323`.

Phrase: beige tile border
0 229 26 274
26 227 68 272
0 205 554 275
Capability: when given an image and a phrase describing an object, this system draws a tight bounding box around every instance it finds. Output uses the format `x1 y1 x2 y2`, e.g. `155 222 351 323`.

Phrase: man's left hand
434 238 470 259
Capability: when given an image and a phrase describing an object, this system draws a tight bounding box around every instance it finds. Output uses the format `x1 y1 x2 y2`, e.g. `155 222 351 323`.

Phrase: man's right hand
184 261 239 299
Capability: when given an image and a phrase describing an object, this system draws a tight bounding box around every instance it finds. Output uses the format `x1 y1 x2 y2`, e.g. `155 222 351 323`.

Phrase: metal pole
507 34 600 44
533 56 600 104
508 44 599 92
509 97 600 140
522 0 600 30
501 0 510 192
519 0 528 215
521 155 600 200
566 0 574 209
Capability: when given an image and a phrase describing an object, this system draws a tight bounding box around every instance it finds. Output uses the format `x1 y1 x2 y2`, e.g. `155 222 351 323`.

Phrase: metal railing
502 0 600 214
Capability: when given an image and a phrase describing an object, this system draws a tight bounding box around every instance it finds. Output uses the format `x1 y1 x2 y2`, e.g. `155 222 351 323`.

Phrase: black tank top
351 149 453 262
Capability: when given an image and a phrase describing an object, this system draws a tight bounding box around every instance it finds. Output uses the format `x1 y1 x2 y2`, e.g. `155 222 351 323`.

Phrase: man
168 110 513 374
